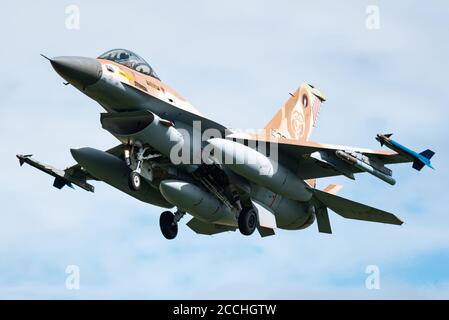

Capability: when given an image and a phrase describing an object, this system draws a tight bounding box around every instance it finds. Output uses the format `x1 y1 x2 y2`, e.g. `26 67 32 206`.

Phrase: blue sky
0 0 448 299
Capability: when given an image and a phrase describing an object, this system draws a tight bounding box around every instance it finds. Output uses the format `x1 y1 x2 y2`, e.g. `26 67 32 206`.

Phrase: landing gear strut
238 208 258 236
126 143 152 191
160 209 185 240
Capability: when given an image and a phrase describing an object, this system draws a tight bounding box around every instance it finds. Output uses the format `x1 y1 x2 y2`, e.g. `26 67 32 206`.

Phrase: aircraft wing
275 139 409 164
274 140 409 180
226 133 410 181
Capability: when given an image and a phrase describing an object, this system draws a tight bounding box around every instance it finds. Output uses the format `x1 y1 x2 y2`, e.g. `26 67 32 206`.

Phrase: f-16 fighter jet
17 49 435 239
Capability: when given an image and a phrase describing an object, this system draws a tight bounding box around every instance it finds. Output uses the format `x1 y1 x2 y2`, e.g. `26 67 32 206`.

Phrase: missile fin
412 159 426 171
420 149 435 161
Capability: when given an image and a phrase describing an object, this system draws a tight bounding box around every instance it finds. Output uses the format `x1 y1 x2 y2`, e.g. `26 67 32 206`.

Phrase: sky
0 0 448 299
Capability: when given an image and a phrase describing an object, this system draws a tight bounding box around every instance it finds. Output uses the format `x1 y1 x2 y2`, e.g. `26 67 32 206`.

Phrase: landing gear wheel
238 208 258 236
128 171 141 191
160 211 178 240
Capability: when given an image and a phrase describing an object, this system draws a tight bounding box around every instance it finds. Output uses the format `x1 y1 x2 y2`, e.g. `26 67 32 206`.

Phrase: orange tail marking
264 84 326 142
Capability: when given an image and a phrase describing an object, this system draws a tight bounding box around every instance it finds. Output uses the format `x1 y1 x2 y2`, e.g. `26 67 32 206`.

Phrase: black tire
159 211 178 240
128 171 141 191
238 208 258 236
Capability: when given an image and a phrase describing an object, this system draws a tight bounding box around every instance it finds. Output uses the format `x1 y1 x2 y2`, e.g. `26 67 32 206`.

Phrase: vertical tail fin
264 84 326 142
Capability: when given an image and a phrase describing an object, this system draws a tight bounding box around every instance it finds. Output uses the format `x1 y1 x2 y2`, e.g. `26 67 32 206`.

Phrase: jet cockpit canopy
98 49 160 80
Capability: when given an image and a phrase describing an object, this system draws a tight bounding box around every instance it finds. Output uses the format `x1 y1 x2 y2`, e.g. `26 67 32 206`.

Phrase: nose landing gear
126 143 155 191
128 171 141 191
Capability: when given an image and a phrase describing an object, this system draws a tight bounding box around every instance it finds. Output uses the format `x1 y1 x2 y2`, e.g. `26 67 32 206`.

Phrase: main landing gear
160 209 185 240
238 207 258 236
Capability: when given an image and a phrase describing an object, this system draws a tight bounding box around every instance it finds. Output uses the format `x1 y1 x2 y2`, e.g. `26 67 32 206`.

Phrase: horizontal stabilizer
187 218 236 235
16 154 94 192
314 189 403 225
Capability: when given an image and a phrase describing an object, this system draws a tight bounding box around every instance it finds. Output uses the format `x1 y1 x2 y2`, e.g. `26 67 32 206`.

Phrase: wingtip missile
16 153 94 192
376 133 435 171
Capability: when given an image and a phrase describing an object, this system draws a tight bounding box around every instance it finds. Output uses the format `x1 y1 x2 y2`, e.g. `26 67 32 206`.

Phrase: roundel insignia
302 94 308 108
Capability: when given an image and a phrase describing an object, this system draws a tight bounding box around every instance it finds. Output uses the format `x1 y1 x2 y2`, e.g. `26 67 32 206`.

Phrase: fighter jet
16 49 435 239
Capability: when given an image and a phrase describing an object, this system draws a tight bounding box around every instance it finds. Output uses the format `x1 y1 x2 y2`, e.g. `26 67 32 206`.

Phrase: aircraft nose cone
50 56 102 86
